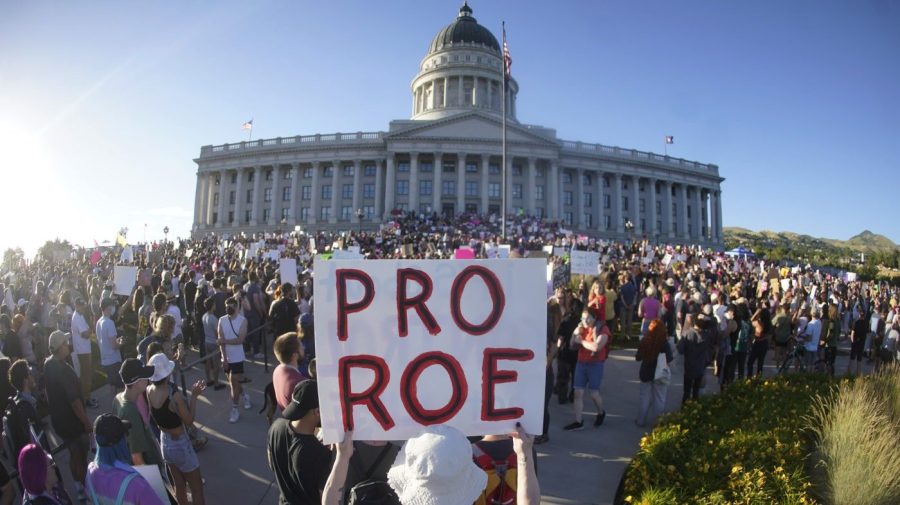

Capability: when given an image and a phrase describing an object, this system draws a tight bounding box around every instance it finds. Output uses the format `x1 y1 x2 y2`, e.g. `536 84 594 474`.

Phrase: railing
177 321 273 396
201 131 386 156
559 139 718 173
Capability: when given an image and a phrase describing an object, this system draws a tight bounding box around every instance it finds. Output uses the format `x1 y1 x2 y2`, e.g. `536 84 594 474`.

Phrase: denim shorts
573 361 605 391
161 431 199 473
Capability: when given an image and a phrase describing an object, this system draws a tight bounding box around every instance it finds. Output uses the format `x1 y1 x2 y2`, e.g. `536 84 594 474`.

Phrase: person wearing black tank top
146 353 206 505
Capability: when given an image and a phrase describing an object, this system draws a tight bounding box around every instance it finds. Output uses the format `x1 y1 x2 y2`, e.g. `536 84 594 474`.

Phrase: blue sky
1 0 898 255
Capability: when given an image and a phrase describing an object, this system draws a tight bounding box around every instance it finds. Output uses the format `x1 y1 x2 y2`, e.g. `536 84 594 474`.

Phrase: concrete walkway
43 340 863 505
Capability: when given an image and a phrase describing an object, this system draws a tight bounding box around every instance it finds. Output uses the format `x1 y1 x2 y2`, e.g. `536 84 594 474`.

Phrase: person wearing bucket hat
322 424 540 505
146 353 207 505
85 413 165 505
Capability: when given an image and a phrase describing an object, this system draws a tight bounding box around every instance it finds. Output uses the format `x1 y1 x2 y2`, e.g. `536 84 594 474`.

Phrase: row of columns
413 75 510 116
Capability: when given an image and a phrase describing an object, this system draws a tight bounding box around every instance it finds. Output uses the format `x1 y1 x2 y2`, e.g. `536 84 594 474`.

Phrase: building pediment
386 112 558 147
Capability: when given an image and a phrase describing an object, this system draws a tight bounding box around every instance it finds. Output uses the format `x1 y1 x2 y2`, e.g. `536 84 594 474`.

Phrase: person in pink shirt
272 332 308 410
638 286 662 338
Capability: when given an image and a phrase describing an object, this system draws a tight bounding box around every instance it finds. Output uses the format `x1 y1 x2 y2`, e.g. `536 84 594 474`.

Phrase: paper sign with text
113 266 137 296
569 250 600 276
314 259 547 444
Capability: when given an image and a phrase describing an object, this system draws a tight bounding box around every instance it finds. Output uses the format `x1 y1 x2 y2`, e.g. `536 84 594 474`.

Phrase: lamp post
163 226 169 244
355 208 364 235
625 220 634 245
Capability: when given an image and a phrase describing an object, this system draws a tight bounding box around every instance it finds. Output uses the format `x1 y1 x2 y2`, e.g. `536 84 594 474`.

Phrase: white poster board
314 259 547 444
569 250 600 276
279 258 299 287
133 465 169 505
333 249 364 260
119 246 133 264
113 266 137 296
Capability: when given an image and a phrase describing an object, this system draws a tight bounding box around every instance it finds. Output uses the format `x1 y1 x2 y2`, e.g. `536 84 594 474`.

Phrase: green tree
37 239 73 263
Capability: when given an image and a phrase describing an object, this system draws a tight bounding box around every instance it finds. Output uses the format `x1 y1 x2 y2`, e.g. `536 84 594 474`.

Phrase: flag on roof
665 135 674 144
242 120 253 130
502 23 512 81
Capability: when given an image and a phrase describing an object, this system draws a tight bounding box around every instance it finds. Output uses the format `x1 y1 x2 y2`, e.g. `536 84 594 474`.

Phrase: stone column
216 170 227 228
250 166 263 225
442 77 449 107
480 154 490 213
196 173 208 227
309 162 320 224
549 160 559 220
193 174 203 228
234 167 245 225
527 157 537 216
648 177 657 239
458 75 464 106
352 159 362 223
505 157 514 215
383 155 396 219
269 165 281 225
715 189 723 243
678 183 688 240
433 153 443 213
576 168 584 228
613 173 623 233
330 161 340 224
631 175 641 232
375 159 385 219
472 77 479 107
205 173 216 225
409 153 419 213
691 186 701 241
597 171 605 232
289 164 300 224
456 153 466 214
661 181 672 239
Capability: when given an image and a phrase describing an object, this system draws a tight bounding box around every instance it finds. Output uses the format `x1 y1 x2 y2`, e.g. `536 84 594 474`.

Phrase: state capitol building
192 2 724 246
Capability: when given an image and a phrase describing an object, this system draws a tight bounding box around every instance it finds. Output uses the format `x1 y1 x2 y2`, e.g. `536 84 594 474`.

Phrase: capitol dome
411 1 518 122
428 2 500 54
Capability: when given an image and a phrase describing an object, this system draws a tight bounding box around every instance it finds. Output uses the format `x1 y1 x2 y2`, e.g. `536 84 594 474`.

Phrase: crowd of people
0 210 897 504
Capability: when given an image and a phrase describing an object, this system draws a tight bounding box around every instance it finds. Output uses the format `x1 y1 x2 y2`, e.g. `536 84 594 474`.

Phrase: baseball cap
282 380 319 421
94 414 131 447
48 330 70 353
119 358 155 386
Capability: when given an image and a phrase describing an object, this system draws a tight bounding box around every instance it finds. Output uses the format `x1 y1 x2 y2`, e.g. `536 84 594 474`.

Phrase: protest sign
484 245 498 259
455 247 475 259
133 466 168 505
348 245 361 255
552 247 567 257
279 258 298 286
551 262 571 290
498 245 511 258
569 250 600 276
333 249 364 260
119 246 133 264
699 258 708 270
314 259 547 444
113 266 137 296
267 250 281 262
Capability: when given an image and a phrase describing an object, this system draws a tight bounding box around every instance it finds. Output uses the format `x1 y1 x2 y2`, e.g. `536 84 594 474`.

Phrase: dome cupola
428 2 500 55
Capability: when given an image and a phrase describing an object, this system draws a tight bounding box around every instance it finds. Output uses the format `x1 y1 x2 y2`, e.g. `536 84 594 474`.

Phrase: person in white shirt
96 298 124 391
217 297 250 423
71 299 98 408
803 310 823 368
165 294 183 345
867 311 881 360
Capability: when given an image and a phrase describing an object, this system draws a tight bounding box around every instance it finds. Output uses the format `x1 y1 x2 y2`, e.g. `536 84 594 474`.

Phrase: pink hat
18 444 49 495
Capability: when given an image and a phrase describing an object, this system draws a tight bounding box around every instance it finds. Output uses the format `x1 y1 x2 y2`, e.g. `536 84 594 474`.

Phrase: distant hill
724 228 897 253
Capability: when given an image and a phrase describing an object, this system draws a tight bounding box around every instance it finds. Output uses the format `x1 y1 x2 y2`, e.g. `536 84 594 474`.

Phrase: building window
300 207 310 221
512 165 523 177
488 183 500 198
283 187 291 202
489 164 500 175
363 184 375 198
396 180 408 196
536 185 544 201
420 203 432 214
343 165 354 177
262 208 270 221
537 207 544 218
244 210 251 223
212 194 219 206
536 167 544 178
639 181 645 192
212 212 218 223
341 206 352 220
246 189 253 204
604 176 610 188
688 206 692 218
228 211 234 223
230 173 237 184
364 165 376 177
563 172 572 184
214 176 220 185
564 212 573 226
320 207 330 220
264 188 272 202
304 168 313 178
396 203 408 211
623 181 629 190
420 180 432 196
443 162 455 173
266 170 274 181
285 169 292 180
605 215 611 230
465 181 478 196
656 201 662 213
563 191 573 206
397 162 410 172
442 181 456 196
622 196 628 211
342 184 353 199
322 185 332 199
583 192 592 207
323 166 333 177
248 172 254 182
466 162 478 173
282 207 290 220
640 199 646 212
420 162 433 172
363 206 374 219
657 220 662 232
583 174 592 186
512 184 522 199
641 218 646 231
584 213 593 227
229 191 235 205
605 194 611 209
301 186 311 200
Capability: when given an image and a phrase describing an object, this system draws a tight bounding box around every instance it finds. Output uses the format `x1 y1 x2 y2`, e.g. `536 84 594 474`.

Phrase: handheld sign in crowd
113 266 137 296
569 250 600 276
279 258 299 286
314 259 547 444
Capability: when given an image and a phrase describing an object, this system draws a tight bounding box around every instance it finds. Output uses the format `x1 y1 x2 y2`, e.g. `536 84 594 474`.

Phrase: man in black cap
267 380 332 505
114 359 163 467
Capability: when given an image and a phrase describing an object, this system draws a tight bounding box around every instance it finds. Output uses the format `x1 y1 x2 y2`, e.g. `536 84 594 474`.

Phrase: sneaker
563 421 584 431
253 352 265 359
243 393 252 410
213 383 227 391
229 407 240 423
85 398 99 409
594 410 606 427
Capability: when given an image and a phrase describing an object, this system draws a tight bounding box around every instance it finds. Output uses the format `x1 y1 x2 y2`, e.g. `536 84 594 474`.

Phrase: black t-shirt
557 309 582 364
343 442 400 502
270 298 301 338
852 319 869 346
43 356 84 440
1 330 22 361
267 419 332 505
183 281 197 314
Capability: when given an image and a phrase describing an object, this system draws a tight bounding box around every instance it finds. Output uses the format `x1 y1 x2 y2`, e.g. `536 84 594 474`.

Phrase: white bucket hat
387 425 487 505
148 353 176 382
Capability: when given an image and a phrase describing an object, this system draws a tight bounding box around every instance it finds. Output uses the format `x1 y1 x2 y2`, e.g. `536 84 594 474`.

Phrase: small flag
665 135 674 144
242 120 253 130
502 23 512 81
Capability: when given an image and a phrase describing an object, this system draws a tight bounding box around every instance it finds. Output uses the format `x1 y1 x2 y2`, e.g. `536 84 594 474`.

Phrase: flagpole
501 21 507 242
664 138 667 156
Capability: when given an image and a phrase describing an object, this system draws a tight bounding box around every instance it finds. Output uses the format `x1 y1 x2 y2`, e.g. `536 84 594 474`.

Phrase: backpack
473 442 517 505
347 445 400 505
734 320 751 353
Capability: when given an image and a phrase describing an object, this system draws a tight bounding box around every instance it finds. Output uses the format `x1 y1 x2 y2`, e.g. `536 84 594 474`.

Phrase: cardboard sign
280 258 299 287
333 250 364 260
455 247 475 260
313 259 547 444
569 251 600 276
551 262 571 289
113 266 137 296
